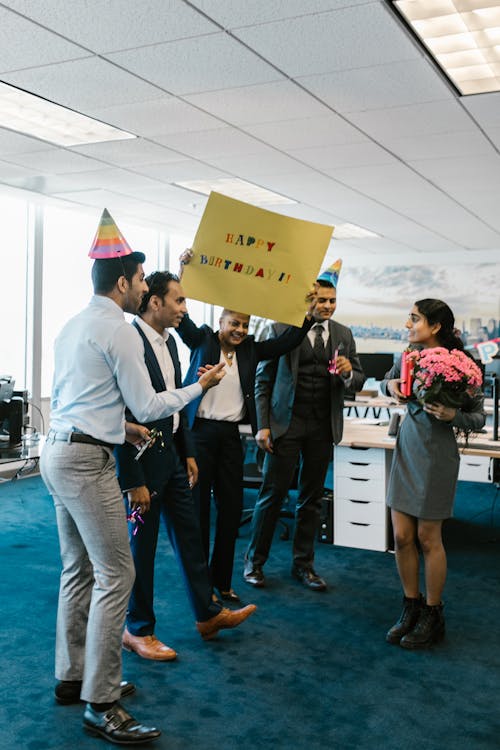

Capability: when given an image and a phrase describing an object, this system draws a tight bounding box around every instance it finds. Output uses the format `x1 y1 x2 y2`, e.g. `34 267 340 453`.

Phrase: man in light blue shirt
40 210 225 746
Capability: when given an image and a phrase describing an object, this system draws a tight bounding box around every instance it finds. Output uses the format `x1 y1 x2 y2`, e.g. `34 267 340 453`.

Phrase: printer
0 376 24 445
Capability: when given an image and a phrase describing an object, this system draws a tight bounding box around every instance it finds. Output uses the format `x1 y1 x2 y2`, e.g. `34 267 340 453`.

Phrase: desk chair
239 434 294 540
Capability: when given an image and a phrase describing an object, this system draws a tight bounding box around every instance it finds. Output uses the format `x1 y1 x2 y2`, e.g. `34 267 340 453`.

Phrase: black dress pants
191 418 244 591
245 412 332 569
126 445 220 633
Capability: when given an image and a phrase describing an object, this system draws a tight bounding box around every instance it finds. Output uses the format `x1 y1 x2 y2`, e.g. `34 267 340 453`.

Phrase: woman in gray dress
381 299 485 650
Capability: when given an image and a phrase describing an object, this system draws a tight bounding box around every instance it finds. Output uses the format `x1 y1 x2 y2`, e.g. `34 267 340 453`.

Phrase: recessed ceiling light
0 82 136 146
174 178 297 205
391 0 500 95
334 223 380 239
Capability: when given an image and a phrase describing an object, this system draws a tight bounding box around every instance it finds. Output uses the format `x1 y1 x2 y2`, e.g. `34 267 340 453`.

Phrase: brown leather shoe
122 628 177 661
196 604 257 641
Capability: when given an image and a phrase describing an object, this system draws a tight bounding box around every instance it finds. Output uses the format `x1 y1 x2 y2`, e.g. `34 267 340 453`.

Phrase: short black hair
139 271 180 314
91 251 146 294
316 279 334 288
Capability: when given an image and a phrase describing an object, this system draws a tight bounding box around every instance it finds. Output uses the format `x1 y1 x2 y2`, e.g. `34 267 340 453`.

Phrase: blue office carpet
1 476 499 750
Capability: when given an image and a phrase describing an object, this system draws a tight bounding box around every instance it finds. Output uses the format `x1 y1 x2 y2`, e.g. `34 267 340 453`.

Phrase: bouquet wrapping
406 347 482 409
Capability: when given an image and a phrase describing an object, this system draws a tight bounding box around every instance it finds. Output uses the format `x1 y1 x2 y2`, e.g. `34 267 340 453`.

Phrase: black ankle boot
400 603 445 650
386 594 423 644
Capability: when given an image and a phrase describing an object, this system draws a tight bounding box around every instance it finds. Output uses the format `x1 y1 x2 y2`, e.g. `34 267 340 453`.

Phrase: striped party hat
88 208 134 259
317 258 342 287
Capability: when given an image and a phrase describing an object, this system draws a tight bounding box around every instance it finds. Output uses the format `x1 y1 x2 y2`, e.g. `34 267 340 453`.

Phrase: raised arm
176 313 210 350
253 316 313 361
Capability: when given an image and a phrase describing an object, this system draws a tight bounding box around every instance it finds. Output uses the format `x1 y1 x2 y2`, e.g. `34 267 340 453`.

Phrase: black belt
48 430 114 451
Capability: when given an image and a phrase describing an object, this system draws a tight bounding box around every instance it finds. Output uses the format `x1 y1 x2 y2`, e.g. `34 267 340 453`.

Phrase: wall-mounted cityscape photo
338 263 500 354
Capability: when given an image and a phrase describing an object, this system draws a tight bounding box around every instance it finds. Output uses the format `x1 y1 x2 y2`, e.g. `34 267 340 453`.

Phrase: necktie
313 323 324 358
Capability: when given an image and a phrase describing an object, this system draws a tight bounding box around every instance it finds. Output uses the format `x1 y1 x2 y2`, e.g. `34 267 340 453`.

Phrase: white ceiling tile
0 7 88 72
348 100 476 141
290 142 397 170
72 139 183 167
388 131 495 161
135 183 208 213
330 162 500 248
189 0 371 28
443 189 500 233
0 158 39 180
51 167 166 194
153 128 275 159
484 127 500 150
4 173 96 194
461 91 500 128
2 57 162 111
0 128 51 155
90 97 224 137
233 4 418 77
256 171 367 212
243 115 367 150
128 159 228 183
298 59 452 114
50 188 147 213
2 149 107 174
107 33 282 95
201 151 312 179
408 155 500 198
274 203 339 226
184 80 330 125
2 0 217 53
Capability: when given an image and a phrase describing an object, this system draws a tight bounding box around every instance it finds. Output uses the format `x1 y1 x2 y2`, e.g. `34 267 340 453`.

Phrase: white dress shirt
49 295 201 444
135 317 179 434
196 351 246 422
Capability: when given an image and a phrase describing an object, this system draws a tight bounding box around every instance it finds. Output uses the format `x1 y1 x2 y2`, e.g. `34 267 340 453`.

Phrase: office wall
336 262 500 353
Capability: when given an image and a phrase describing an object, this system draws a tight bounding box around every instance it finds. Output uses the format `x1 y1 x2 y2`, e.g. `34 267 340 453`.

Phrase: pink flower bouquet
407 347 483 409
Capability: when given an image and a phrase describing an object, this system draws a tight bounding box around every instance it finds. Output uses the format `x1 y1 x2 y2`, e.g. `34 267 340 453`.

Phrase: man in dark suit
114 272 256 658
176 251 316 603
244 262 365 590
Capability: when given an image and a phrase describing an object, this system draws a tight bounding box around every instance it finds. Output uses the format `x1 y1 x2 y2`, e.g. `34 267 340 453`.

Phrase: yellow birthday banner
181 192 334 326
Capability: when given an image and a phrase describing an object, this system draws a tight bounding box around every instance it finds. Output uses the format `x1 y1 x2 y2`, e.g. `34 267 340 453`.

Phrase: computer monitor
358 353 395 382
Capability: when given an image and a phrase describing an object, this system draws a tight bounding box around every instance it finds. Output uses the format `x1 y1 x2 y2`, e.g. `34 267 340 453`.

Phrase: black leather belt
48 430 114 450
70 433 115 450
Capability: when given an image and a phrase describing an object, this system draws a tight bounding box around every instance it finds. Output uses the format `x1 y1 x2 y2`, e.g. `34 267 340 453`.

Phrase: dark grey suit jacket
255 318 365 445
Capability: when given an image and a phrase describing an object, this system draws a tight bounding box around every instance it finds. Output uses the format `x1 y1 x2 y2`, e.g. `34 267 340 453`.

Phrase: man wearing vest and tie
114 271 256 658
244 261 365 591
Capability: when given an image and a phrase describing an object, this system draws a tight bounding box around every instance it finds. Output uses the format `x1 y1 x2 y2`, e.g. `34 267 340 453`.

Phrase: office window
0 196 29 388
41 206 163 397
169 232 214 376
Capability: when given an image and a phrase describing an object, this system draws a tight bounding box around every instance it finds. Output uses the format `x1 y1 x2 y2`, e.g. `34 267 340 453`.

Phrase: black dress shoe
243 564 265 587
83 702 161 745
55 680 135 706
291 566 327 591
215 587 241 603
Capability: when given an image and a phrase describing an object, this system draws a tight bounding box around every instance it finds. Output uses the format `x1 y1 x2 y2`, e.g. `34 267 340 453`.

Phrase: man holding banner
177 251 317 602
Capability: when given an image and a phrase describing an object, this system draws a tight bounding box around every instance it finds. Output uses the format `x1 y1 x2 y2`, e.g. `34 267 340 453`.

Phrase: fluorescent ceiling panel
333 223 380 239
0 83 136 147
393 0 500 95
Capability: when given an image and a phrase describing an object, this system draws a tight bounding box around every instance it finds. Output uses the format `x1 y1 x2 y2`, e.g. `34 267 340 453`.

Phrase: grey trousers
40 438 135 703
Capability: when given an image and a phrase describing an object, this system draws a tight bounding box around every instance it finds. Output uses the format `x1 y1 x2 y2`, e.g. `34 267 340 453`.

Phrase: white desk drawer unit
458 455 492 483
334 445 390 552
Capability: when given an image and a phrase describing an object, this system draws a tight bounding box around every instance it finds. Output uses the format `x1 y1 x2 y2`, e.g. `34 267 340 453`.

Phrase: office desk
334 420 499 552
0 434 45 481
